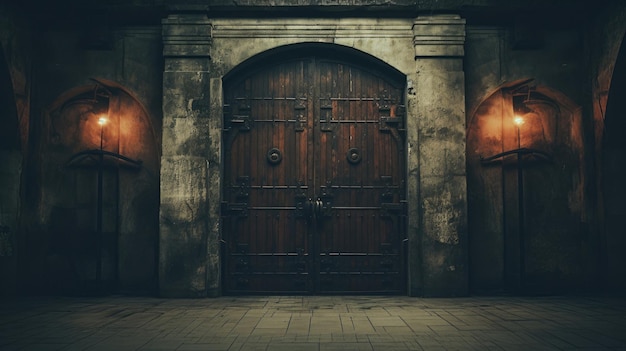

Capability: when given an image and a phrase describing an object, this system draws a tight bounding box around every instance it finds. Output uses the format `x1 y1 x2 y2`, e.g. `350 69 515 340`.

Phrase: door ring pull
267 148 282 165
314 198 323 216
306 198 324 217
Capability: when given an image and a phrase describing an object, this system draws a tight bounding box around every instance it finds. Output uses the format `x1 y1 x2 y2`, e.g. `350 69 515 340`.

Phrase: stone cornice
162 15 212 58
413 14 466 57
211 19 413 39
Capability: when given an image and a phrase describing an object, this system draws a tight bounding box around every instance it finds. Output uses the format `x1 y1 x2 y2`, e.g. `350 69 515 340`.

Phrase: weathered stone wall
411 15 468 296
160 15 218 297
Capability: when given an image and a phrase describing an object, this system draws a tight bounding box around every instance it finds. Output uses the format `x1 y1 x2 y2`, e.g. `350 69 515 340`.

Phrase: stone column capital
162 14 212 58
413 14 466 58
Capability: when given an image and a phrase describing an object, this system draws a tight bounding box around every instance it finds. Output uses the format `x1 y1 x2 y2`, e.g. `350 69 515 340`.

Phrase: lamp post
65 90 142 294
481 113 552 291
514 115 525 288
96 116 107 284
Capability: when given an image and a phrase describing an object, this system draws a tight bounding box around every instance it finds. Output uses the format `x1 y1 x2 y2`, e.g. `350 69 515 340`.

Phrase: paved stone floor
1 294 626 350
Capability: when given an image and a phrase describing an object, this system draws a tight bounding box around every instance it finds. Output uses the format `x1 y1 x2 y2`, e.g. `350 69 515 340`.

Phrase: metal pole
517 127 525 288
96 125 103 284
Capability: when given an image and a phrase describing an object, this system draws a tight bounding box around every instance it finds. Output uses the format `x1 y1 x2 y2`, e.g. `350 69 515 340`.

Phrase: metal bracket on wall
379 105 405 132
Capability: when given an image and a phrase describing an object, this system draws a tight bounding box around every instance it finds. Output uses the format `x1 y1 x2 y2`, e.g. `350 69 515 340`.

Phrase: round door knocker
267 148 282 165
347 148 362 164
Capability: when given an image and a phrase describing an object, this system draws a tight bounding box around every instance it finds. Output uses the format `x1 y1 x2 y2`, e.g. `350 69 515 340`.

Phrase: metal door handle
305 198 325 217
314 198 323 216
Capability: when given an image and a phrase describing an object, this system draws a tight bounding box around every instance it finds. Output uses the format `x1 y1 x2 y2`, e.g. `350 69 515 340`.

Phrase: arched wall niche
467 79 593 294
47 77 158 159
31 78 160 295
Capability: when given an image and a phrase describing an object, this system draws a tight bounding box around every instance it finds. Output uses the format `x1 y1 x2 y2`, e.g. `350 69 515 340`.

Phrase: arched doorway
222 46 407 294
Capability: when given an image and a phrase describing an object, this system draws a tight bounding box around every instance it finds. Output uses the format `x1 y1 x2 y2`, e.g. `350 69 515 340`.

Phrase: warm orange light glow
514 115 525 126
98 116 108 126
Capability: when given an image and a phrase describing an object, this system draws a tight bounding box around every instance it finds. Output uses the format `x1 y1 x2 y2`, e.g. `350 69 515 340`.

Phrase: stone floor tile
256 317 291 329
230 343 268 351
137 339 185 350
350 318 377 334
381 326 414 335
2 295 626 351
319 342 373 351
250 328 287 336
265 342 319 351
369 342 413 350
177 343 232 350
367 316 407 327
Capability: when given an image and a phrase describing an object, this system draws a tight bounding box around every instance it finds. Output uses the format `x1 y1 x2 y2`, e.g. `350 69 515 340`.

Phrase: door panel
315 60 405 293
223 57 405 294
223 60 313 293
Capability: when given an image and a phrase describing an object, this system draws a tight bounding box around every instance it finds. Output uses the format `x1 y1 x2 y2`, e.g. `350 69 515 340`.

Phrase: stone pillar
409 14 468 296
160 15 220 297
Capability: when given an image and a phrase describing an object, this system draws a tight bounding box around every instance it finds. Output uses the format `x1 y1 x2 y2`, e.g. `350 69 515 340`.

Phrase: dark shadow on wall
603 33 626 293
0 46 22 296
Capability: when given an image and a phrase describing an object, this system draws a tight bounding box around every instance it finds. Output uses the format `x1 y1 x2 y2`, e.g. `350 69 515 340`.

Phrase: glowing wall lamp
514 115 524 149
98 116 107 149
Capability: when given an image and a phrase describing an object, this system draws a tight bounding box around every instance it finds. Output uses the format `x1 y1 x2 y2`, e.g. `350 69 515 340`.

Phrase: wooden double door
222 56 407 294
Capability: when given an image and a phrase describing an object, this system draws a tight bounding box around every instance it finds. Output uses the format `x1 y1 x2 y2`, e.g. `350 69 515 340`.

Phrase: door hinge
224 101 252 131
379 105 405 131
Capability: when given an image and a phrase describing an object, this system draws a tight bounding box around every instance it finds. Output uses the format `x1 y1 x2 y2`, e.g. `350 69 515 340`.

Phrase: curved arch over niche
223 42 406 86
602 32 626 292
467 79 593 294
36 79 159 295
